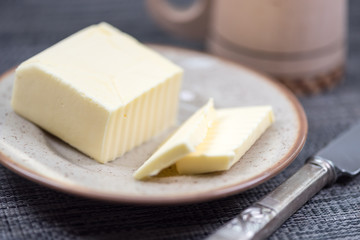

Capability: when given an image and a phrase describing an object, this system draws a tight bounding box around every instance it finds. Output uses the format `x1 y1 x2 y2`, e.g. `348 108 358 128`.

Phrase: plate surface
0 45 307 204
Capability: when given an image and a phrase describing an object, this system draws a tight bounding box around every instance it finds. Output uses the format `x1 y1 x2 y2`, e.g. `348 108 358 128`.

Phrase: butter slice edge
133 99 215 180
175 106 275 174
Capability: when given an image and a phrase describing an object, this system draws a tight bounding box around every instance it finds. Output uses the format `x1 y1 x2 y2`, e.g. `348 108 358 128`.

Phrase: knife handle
207 157 337 240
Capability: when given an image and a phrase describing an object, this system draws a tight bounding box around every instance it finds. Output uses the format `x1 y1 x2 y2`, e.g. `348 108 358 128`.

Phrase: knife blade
207 122 360 240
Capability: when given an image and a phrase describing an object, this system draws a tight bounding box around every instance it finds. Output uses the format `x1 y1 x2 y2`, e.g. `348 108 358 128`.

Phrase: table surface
1 1 360 239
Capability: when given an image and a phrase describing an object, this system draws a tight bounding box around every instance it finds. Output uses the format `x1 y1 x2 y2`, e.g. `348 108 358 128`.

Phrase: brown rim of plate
0 45 308 205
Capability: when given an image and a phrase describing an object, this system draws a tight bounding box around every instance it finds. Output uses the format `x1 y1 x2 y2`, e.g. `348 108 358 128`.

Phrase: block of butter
133 99 215 180
176 106 274 174
11 22 183 163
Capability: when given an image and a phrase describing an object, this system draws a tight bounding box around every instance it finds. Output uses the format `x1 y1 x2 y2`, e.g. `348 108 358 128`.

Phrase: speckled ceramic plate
0 45 307 205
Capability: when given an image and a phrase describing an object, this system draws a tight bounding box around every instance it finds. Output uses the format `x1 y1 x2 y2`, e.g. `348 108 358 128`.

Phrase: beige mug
146 0 347 94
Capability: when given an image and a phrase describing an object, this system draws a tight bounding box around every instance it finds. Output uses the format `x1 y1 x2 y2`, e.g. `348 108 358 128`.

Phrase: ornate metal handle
207 157 337 240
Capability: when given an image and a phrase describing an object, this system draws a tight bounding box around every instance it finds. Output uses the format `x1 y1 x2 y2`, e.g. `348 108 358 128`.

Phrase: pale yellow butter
176 106 274 174
133 99 215 180
12 22 183 163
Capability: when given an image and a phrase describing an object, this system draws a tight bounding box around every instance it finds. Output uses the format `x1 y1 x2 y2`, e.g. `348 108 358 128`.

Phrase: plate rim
0 44 307 205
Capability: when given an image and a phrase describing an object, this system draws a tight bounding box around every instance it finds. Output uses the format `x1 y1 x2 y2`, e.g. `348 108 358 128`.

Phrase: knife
207 122 360 240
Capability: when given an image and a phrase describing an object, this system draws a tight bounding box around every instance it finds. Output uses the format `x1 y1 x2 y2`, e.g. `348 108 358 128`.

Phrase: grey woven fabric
1 1 360 239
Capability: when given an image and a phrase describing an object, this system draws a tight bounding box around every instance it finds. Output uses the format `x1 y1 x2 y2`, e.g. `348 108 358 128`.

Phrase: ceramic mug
146 0 347 94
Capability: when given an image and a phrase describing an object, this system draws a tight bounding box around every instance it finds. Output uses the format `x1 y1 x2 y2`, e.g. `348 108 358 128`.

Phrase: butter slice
134 99 215 180
176 106 274 174
12 22 183 163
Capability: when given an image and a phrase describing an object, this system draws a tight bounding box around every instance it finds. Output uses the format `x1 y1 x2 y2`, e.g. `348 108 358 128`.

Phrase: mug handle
145 0 212 40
